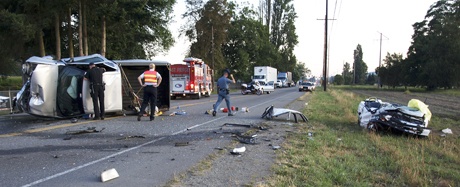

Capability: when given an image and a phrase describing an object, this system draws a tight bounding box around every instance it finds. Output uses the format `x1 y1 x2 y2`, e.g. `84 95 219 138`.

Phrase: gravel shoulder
167 93 311 187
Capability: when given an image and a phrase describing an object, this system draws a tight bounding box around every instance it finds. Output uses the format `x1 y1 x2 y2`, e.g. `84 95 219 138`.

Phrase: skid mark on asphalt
21 91 300 187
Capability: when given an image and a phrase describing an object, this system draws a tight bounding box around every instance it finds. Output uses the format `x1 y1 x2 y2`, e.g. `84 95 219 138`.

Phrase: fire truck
170 57 213 99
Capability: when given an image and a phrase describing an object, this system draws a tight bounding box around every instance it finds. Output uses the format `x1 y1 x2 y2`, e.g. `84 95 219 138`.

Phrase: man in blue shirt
213 69 236 117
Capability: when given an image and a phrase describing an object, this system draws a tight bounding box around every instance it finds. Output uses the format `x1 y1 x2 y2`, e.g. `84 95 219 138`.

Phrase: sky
153 0 438 77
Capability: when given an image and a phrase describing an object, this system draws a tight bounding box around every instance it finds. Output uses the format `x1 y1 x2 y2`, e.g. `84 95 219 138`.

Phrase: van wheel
171 96 176 100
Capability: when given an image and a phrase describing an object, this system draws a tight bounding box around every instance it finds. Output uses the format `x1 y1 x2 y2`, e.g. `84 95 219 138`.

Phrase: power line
326 0 340 79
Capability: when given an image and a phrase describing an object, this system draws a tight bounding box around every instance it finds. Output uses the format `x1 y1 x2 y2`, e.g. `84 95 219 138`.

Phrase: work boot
212 111 216 117
93 117 101 120
137 115 141 121
150 116 155 121
228 113 234 116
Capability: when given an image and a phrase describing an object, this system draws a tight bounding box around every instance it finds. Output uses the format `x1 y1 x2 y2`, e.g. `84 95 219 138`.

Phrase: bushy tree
333 74 344 85
353 44 368 84
342 62 353 85
406 0 460 89
183 0 232 72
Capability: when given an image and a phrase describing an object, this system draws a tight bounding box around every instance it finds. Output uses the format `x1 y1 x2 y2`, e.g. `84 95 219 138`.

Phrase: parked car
299 82 315 92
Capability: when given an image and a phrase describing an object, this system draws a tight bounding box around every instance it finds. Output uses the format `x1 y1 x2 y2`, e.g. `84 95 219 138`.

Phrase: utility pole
378 32 382 88
377 31 388 89
322 0 328 91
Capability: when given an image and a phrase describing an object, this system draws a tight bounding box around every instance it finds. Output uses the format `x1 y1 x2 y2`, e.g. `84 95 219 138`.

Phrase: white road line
22 91 300 187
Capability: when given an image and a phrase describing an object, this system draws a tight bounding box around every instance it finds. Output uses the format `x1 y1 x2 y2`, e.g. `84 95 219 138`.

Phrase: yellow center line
0 116 122 138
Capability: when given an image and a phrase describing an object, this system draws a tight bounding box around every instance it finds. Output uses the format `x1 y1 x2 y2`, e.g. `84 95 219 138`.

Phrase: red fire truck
170 57 213 99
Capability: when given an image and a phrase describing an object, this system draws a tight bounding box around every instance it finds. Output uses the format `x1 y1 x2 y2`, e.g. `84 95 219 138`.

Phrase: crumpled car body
358 98 431 136
16 54 122 118
261 105 308 123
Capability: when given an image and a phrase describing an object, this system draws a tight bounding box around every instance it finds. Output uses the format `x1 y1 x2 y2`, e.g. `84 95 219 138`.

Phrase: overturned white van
15 54 170 118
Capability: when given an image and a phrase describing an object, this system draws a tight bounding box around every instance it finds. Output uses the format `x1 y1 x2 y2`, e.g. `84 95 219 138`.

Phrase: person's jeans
213 91 231 113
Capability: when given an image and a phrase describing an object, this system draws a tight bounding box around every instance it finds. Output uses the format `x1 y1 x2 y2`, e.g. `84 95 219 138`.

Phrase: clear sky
153 0 438 77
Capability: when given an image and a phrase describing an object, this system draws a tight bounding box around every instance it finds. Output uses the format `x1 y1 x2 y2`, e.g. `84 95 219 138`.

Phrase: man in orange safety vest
137 63 162 121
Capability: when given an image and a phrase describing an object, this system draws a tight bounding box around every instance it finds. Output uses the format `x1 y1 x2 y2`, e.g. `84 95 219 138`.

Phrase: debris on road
223 123 270 131
170 111 187 116
241 107 249 112
116 135 146 140
272 145 281 150
101 168 119 182
175 142 190 147
70 118 78 123
223 123 252 128
65 127 105 135
261 105 308 123
237 135 257 144
442 128 453 134
230 146 246 155
63 136 72 140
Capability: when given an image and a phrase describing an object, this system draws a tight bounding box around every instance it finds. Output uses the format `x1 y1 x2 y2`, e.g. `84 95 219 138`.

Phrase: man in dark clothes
137 63 162 121
84 62 106 120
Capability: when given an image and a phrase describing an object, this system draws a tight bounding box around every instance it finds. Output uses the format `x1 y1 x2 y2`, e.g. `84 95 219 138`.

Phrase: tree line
378 0 460 90
181 0 308 82
0 0 175 75
334 0 460 90
0 0 309 82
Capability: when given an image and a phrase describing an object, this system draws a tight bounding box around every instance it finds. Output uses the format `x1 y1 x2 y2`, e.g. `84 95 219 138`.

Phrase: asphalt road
0 86 304 187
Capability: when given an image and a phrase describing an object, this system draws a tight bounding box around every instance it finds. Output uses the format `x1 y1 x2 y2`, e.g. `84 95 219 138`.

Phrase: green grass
268 89 460 187
0 76 23 90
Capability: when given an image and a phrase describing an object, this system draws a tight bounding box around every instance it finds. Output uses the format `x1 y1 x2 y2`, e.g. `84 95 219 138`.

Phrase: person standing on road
84 62 106 120
212 69 236 117
137 63 162 121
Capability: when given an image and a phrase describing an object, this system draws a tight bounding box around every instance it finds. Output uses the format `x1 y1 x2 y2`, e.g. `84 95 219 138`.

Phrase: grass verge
268 89 460 186
0 76 22 90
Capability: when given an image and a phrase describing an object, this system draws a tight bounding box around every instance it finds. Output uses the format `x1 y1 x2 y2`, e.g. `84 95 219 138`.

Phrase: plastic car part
261 105 308 123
